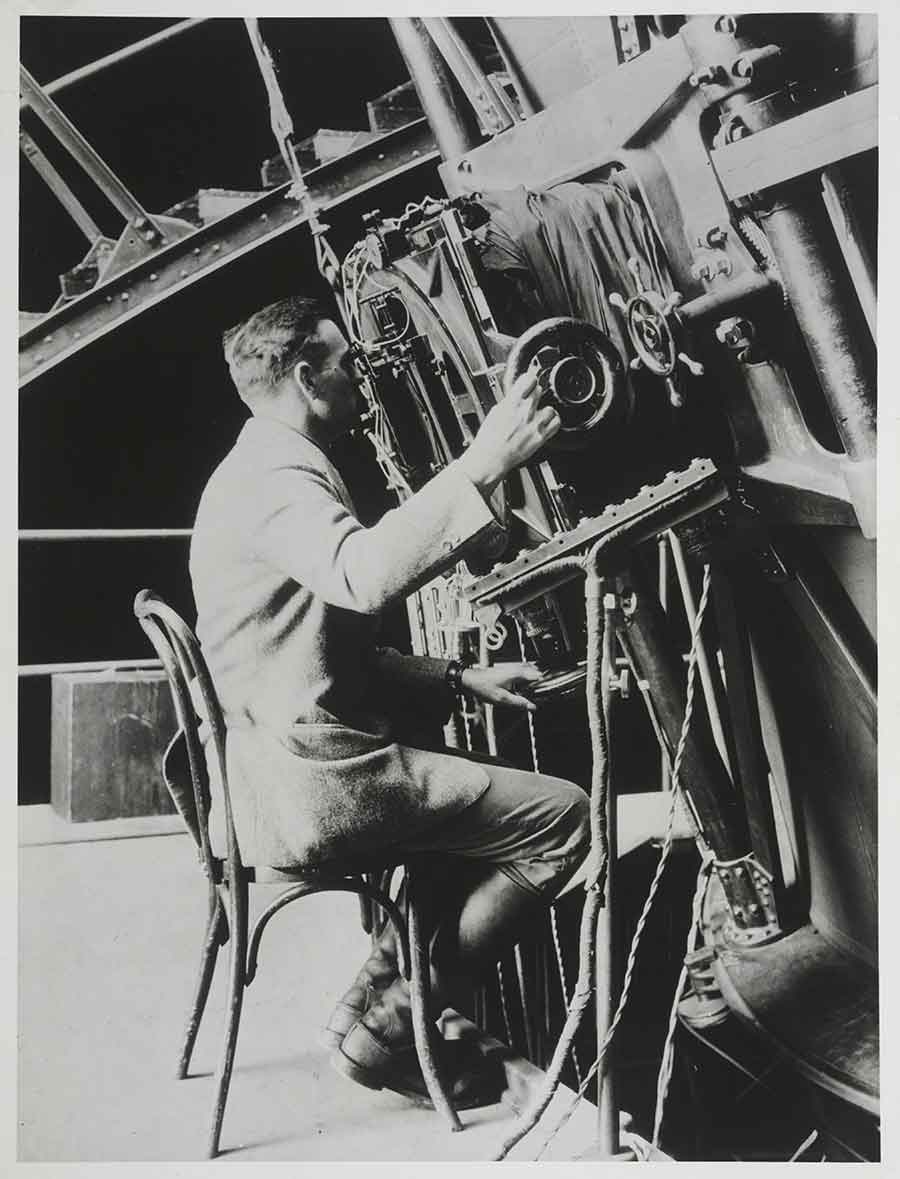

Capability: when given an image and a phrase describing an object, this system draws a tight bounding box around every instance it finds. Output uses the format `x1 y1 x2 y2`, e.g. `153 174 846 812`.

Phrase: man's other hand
460 662 543 712
456 369 561 497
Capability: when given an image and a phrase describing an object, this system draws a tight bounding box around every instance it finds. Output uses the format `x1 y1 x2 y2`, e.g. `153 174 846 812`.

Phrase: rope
550 904 583 1087
492 561 611 1161
244 18 345 317
651 850 713 1147
527 565 713 1162
514 619 541 774
497 958 515 1047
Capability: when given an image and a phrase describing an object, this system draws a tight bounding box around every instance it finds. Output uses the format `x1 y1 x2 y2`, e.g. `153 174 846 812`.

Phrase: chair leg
178 886 228 1079
406 868 462 1133
207 875 249 1159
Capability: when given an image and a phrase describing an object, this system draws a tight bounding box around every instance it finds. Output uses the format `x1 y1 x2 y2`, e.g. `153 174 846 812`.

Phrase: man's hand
460 662 543 712
456 368 560 497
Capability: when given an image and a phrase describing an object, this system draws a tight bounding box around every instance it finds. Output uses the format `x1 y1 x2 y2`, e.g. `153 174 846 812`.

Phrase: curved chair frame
133 589 461 1157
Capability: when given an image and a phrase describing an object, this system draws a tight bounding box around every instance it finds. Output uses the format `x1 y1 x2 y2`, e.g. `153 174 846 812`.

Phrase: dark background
19 17 443 803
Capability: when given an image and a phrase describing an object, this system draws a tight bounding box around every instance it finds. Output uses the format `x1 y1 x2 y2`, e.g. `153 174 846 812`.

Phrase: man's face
309 318 365 438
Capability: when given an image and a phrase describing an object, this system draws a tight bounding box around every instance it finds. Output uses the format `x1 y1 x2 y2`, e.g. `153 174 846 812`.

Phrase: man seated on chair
190 294 590 1105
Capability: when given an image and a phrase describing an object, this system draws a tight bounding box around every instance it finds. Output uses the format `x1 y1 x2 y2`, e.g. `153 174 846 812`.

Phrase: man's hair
223 295 330 405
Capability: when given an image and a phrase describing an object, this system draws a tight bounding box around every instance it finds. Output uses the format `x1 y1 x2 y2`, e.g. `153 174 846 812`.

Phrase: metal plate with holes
463 458 727 608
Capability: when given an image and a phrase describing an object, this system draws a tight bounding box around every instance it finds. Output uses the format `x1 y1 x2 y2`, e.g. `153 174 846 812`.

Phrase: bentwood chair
133 589 462 1158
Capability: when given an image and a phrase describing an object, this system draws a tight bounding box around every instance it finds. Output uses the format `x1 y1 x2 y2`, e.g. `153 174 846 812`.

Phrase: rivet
43 335 53 344
73 331 81 339
121 292 130 302
179 269 189 278
193 248 201 256
212 244 221 253
260 213 268 222
149 273 158 282
105 296 113 304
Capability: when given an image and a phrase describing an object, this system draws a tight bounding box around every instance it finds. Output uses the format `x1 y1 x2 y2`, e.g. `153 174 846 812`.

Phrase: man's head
223 296 363 441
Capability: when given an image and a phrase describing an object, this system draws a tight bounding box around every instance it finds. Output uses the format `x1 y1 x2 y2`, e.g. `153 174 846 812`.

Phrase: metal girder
19 118 439 386
440 32 694 194
710 85 877 201
19 128 103 245
37 19 207 100
20 65 168 239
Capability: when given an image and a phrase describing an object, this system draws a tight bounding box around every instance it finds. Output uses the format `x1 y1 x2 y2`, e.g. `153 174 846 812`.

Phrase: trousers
391 752 591 897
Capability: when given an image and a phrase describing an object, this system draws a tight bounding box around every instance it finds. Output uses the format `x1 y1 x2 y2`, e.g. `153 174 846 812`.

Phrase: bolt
720 869 730 881
133 217 147 229
733 906 744 919
689 64 723 88
732 44 783 80
143 231 157 243
715 316 753 347
749 903 761 915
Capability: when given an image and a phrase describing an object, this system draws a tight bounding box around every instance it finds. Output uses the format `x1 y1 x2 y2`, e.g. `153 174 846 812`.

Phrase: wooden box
50 671 178 822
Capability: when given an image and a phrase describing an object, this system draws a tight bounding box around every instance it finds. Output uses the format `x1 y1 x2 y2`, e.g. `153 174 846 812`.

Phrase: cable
528 565 713 1161
651 850 713 1146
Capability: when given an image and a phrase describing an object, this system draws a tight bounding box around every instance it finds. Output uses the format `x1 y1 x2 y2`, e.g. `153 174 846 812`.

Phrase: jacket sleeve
254 459 506 614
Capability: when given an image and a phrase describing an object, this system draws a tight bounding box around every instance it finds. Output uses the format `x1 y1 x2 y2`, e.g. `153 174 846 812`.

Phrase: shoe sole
329 1044 500 1111
329 1043 435 1106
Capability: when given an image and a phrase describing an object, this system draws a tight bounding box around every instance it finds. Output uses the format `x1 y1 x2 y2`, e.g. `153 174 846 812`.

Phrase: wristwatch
445 655 474 696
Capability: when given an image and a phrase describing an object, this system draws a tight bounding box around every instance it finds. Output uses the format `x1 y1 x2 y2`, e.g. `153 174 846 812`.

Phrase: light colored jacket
190 417 504 868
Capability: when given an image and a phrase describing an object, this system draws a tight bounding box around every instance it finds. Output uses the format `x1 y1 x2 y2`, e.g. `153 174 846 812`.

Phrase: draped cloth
476 179 675 353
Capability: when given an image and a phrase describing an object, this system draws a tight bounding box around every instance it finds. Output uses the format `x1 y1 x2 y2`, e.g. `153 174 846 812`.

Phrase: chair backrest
134 589 243 880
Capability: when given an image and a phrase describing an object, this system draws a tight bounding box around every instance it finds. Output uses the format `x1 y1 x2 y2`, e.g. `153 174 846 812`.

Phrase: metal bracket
714 853 781 945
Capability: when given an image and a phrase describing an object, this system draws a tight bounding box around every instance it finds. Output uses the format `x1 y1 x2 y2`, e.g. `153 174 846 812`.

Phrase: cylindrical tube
757 184 876 463
388 18 483 163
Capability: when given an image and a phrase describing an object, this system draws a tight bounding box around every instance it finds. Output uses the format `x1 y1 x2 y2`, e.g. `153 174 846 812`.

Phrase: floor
18 807 603 1164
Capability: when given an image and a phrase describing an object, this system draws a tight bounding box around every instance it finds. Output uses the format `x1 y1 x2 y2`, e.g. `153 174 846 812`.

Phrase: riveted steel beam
19 118 439 386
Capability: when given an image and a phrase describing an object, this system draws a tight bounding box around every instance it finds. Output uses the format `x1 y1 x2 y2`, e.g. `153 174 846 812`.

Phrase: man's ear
293 359 317 398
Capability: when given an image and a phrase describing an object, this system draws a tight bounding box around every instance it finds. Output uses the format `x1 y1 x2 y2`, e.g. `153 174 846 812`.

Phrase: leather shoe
321 944 398 1049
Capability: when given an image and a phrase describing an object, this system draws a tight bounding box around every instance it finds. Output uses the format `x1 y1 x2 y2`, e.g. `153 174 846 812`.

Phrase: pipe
38 19 207 98
19 128 103 244
19 659 162 677
667 531 734 779
820 166 876 342
595 594 618 1155
388 17 483 163
615 562 751 861
19 529 191 540
756 183 876 464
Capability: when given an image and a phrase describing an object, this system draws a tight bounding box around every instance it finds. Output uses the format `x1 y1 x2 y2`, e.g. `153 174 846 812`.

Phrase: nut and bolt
689 64 723 88
732 45 783 80
715 316 754 348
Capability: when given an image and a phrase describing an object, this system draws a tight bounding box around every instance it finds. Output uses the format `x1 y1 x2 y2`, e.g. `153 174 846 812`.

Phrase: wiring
524 564 713 1162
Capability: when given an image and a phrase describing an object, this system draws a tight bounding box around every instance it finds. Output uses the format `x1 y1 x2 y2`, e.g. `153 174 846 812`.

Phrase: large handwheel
503 316 629 450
